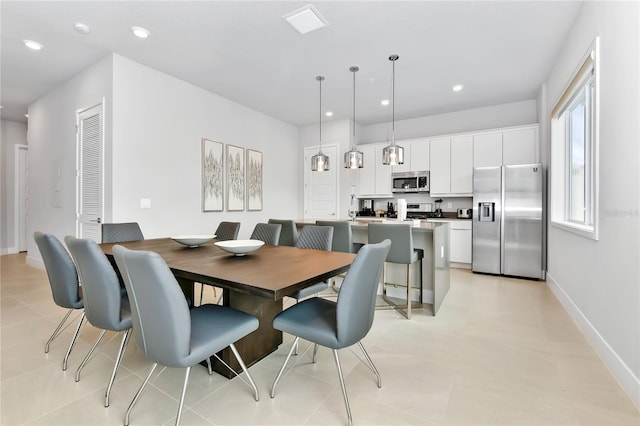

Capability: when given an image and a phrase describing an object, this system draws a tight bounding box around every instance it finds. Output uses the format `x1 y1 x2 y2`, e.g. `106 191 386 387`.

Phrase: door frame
14 144 29 253
75 100 105 240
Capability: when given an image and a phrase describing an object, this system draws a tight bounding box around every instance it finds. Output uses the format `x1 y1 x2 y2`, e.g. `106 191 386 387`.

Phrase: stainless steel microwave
392 171 430 193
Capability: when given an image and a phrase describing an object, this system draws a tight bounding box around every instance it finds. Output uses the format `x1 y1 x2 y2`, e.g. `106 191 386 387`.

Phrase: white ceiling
0 1 582 126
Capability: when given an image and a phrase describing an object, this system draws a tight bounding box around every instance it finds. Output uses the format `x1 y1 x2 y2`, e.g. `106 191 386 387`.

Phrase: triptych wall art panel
202 139 224 212
201 138 263 212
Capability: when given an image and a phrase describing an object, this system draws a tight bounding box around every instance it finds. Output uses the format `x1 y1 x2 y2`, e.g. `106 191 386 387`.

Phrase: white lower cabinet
428 219 472 267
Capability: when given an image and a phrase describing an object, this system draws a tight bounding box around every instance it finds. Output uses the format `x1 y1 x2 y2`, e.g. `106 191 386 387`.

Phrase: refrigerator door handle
500 166 506 275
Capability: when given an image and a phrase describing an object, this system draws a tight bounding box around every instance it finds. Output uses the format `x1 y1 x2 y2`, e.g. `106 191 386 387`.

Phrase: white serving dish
215 239 264 256
171 235 216 248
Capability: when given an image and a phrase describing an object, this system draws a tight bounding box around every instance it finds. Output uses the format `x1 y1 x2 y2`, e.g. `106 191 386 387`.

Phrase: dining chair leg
45 308 73 353
125 363 157 426
332 349 353 426
357 341 381 388
312 343 319 364
63 311 86 371
270 337 298 398
229 343 259 401
76 329 107 382
105 329 131 407
407 264 412 320
206 356 213 375
175 366 191 426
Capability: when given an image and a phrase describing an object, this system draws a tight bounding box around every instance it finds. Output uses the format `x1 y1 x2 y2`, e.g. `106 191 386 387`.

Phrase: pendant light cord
391 55 397 145
317 75 323 152
352 68 356 146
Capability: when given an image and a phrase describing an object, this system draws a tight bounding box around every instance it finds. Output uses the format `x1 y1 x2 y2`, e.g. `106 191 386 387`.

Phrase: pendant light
382 54 404 165
311 75 330 171
344 66 364 169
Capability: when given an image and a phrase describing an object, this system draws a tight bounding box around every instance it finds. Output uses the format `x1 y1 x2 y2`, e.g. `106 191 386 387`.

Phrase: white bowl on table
215 239 264 256
171 235 216 248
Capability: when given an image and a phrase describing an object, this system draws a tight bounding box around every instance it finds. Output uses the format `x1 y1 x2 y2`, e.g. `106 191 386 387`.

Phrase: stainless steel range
405 203 440 219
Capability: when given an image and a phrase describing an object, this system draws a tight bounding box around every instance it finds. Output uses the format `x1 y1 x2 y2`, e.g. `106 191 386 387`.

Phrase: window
550 37 599 240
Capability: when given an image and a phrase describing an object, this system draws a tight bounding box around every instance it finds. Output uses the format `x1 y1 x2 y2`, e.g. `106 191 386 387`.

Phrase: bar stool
368 223 423 319
316 220 356 292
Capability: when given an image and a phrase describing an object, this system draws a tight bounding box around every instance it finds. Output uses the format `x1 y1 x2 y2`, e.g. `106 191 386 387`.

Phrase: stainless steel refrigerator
472 164 543 279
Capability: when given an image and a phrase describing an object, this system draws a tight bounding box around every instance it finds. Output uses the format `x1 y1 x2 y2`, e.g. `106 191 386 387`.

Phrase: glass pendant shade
312 75 329 172
344 149 363 169
382 143 404 165
344 65 364 169
382 54 404 165
312 151 330 171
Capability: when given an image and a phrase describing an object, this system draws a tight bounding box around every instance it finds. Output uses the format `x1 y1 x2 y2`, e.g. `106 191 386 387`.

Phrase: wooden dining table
101 238 355 378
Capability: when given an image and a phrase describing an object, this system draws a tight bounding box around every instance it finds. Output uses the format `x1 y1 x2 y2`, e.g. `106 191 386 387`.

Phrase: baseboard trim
546 272 640 410
0 246 18 255
26 254 44 269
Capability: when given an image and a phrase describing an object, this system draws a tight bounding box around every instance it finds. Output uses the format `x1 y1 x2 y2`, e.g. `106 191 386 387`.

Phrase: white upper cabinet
474 125 539 167
375 145 393 195
502 126 538 165
450 135 473 194
429 138 451 194
410 139 430 171
357 143 392 197
391 138 430 173
473 131 503 167
357 144 376 196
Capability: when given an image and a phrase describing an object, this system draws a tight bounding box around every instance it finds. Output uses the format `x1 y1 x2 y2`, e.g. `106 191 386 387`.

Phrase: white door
76 103 104 241
15 145 28 252
304 145 338 219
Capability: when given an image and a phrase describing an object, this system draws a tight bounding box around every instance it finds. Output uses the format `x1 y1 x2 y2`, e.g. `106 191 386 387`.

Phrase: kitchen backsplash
371 194 472 213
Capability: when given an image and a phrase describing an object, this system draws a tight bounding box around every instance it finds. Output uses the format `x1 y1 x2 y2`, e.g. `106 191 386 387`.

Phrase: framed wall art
226 144 245 211
201 138 223 211
246 149 263 211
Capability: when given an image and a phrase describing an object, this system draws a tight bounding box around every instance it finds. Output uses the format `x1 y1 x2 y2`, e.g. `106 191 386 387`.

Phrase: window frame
550 37 600 240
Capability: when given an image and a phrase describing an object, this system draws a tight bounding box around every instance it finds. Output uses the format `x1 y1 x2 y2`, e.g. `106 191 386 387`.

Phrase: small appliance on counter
457 208 472 219
357 199 376 217
433 199 444 218
386 202 396 218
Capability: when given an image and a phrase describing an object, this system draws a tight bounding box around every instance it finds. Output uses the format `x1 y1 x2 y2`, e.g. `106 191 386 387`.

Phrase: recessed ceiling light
74 22 91 34
452 84 464 92
23 40 43 50
131 26 150 39
325 111 333 117
283 4 328 34
24 114 29 118
381 99 390 106
0 105 4 109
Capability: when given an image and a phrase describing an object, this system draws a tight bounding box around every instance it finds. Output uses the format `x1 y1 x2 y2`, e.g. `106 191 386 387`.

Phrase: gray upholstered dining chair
34 232 86 371
270 240 391 426
250 223 282 245
316 220 357 292
368 223 423 319
65 236 133 407
101 222 144 243
214 221 240 241
267 219 298 246
288 224 334 355
113 245 260 426
290 225 334 300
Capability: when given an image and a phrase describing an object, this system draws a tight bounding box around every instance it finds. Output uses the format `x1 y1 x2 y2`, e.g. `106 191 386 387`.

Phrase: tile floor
1 252 638 425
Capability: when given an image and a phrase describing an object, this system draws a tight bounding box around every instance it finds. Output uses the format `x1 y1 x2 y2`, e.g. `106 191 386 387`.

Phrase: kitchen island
298 219 450 315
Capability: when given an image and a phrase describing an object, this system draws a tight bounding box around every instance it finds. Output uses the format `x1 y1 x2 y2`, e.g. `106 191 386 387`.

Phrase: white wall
0 120 28 254
26 55 114 263
359 99 537 144
544 1 639 407
111 55 299 240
